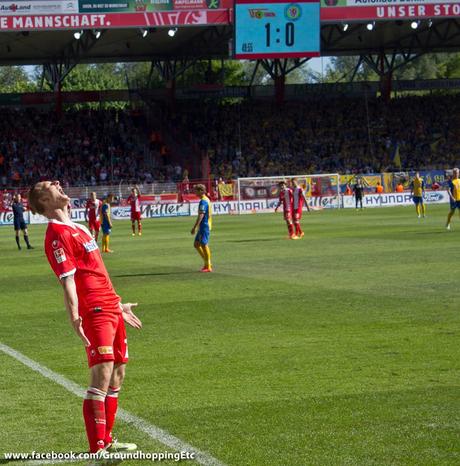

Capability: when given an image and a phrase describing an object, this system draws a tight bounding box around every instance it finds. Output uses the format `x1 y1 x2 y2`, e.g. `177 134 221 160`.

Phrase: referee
353 179 365 210
12 193 33 250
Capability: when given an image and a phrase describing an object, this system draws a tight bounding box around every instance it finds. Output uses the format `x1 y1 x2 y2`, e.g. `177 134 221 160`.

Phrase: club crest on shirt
52 240 59 249
83 239 98 253
54 248 66 264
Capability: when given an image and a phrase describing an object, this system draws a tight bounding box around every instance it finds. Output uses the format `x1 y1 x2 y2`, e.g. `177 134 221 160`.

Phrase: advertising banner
321 0 460 22
342 190 450 208
112 203 190 219
78 0 229 12
0 1 78 15
0 210 16 226
0 8 229 31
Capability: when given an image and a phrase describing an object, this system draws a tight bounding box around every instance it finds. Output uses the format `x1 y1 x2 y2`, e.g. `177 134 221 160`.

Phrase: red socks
288 223 294 237
83 387 107 453
295 223 302 236
132 223 136 234
104 386 120 445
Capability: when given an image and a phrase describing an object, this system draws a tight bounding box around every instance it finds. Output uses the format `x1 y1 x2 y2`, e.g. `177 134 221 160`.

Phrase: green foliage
0 66 36 93
324 56 378 82
61 64 126 91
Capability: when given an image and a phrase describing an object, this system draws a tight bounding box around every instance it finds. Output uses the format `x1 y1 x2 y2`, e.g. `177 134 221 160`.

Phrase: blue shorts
102 224 111 235
450 201 460 210
413 196 423 205
14 220 26 230
195 228 210 246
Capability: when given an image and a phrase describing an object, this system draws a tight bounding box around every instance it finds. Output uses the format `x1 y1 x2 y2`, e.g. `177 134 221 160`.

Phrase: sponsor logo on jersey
98 346 113 355
83 239 98 252
54 248 66 263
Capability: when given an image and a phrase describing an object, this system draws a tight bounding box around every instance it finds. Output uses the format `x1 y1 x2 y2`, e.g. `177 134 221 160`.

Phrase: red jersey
292 186 306 211
86 198 101 221
44 220 121 315
127 194 141 213
279 188 293 212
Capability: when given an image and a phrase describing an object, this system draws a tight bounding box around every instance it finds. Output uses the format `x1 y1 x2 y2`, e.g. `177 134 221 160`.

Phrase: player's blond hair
28 183 46 215
194 184 206 194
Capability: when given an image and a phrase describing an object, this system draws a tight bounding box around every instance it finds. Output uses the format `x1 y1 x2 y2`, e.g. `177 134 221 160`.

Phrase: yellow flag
218 183 233 198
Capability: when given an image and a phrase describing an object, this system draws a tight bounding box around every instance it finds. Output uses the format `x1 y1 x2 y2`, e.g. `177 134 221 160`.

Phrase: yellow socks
202 245 212 269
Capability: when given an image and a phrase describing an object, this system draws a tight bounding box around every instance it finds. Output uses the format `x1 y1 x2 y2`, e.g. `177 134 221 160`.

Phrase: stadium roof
0 0 459 66
1 19 460 66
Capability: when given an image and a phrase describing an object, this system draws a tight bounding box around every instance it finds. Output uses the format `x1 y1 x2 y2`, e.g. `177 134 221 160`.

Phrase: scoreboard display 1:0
265 22 295 47
234 0 320 60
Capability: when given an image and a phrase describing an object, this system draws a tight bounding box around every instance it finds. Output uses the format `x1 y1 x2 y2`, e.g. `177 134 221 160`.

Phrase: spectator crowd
1 94 459 188
169 94 460 180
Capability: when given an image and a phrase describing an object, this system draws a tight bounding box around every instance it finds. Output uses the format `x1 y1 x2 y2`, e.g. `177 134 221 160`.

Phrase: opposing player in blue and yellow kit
191 184 212 272
446 168 460 230
101 193 114 253
410 172 426 218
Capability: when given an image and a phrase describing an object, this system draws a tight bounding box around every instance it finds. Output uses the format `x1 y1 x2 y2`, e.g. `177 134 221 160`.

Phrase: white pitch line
0 342 225 466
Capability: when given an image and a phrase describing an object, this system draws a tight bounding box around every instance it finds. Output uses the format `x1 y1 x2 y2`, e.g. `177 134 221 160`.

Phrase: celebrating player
410 172 426 218
446 168 460 230
275 181 297 239
27 180 142 454
101 194 114 253
12 193 33 250
191 184 213 272
85 192 102 241
127 187 142 237
291 178 310 238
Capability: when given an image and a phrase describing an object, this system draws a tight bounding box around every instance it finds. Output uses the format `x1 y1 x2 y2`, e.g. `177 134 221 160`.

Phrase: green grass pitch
1 205 459 465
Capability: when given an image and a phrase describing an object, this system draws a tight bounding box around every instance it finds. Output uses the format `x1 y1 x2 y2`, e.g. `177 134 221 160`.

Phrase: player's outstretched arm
120 302 142 329
61 275 90 346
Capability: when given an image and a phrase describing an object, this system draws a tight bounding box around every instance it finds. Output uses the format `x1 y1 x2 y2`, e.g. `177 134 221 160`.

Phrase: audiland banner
321 0 460 22
342 190 450 208
0 1 79 15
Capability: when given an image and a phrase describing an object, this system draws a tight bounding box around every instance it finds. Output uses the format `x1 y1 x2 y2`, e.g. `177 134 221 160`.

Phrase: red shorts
82 310 128 368
131 211 142 222
88 219 100 232
293 209 302 221
283 210 292 222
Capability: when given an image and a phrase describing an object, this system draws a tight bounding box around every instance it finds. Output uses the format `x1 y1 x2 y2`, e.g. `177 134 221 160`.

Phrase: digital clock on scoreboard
234 0 320 59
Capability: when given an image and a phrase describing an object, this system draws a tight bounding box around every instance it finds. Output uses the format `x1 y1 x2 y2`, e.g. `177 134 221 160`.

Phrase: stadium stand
1 94 460 189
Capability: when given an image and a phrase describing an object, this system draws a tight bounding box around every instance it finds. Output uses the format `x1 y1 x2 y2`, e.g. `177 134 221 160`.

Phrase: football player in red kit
274 181 297 239
290 178 310 238
85 192 101 241
28 180 142 455
127 187 142 236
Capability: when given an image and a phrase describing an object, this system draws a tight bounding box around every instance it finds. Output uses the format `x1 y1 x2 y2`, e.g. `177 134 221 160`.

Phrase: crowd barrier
0 191 451 226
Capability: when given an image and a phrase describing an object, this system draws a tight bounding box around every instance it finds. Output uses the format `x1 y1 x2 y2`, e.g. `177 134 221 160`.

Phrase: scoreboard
234 0 320 59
